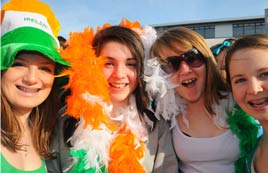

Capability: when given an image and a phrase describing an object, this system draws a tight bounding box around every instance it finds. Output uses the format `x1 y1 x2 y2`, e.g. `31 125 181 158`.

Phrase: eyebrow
258 67 268 72
231 74 243 80
106 56 136 61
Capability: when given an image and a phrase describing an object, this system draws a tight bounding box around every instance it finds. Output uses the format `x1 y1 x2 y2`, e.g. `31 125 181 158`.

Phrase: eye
259 72 268 79
40 66 54 73
12 62 24 67
104 61 114 67
126 62 137 67
233 77 246 84
126 59 137 68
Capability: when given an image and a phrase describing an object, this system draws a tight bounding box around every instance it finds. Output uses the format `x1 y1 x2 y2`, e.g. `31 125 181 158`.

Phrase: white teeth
110 83 127 88
182 79 195 84
249 98 268 108
17 86 39 93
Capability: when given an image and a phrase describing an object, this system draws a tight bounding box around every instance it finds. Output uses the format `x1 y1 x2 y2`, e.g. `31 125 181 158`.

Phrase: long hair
93 26 148 117
225 34 268 89
1 56 61 159
150 27 227 115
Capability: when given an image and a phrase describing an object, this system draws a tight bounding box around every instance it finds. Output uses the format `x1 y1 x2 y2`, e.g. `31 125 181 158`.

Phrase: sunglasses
212 40 231 56
159 48 205 74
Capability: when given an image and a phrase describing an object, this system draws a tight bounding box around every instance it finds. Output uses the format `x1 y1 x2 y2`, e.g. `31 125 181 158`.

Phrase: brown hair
225 34 268 89
150 27 227 115
92 26 148 118
1 51 61 159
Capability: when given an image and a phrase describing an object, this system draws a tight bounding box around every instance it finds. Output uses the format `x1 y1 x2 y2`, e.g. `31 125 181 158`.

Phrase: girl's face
229 48 268 122
1 53 55 114
159 44 206 103
100 41 138 106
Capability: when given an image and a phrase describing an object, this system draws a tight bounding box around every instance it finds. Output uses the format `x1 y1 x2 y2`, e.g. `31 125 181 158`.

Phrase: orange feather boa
60 19 147 173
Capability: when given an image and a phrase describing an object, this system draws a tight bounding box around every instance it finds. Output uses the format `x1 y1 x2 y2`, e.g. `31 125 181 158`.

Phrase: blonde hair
150 27 227 115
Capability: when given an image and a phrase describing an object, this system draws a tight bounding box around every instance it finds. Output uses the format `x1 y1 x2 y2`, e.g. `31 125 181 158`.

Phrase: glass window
188 25 215 38
233 22 265 37
256 23 265 33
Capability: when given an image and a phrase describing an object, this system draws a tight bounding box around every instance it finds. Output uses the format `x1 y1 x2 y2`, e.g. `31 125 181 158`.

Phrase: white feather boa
70 93 148 172
143 57 233 129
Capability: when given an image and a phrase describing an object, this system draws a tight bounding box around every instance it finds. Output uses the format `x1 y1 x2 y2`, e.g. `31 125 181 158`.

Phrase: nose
178 61 192 75
23 66 38 85
246 78 263 95
113 65 126 79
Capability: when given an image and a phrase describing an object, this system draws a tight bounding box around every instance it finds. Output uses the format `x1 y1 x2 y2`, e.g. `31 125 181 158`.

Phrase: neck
186 96 206 114
111 98 130 118
14 108 33 129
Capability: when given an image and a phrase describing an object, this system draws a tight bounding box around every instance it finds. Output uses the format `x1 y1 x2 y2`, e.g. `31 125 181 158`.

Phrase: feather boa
60 18 156 173
143 57 186 128
143 58 234 129
144 56 260 173
227 104 260 173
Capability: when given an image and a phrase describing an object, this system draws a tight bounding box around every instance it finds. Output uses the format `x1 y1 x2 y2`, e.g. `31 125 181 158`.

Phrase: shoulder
143 108 171 132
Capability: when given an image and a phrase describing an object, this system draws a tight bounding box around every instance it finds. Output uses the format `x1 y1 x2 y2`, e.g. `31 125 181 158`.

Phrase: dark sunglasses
212 40 231 56
159 48 205 74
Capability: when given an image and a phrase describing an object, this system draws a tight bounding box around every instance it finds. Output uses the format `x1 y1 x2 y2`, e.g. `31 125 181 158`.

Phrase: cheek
1 72 14 93
129 71 138 86
42 74 55 88
169 73 180 84
102 68 112 80
264 82 268 92
232 85 245 104
196 66 207 83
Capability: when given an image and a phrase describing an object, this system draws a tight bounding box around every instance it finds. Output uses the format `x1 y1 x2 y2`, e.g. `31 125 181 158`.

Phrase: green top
1 153 47 173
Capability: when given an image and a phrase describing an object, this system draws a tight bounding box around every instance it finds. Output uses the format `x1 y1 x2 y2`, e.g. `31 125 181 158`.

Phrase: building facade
153 8 268 46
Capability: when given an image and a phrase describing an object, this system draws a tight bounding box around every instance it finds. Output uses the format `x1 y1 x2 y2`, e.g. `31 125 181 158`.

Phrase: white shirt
172 121 240 173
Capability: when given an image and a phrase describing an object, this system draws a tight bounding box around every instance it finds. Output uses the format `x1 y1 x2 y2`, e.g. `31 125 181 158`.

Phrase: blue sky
1 0 268 38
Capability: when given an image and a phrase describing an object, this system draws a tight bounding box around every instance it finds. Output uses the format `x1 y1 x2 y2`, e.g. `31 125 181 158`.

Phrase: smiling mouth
248 98 268 108
110 83 128 88
17 86 40 93
181 78 197 87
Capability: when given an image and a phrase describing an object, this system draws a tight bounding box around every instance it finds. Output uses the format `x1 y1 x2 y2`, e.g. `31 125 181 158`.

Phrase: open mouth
181 78 197 87
248 98 268 108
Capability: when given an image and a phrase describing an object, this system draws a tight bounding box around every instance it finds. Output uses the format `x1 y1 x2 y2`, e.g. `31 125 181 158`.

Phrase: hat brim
1 27 70 70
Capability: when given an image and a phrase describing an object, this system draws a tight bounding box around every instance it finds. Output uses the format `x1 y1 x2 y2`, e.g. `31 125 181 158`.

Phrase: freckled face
100 41 138 105
229 48 268 121
1 53 55 114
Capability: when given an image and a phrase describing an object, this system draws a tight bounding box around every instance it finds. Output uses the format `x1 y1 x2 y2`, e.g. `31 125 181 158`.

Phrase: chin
111 96 129 103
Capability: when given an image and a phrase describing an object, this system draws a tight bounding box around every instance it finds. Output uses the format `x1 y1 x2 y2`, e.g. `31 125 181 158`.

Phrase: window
233 22 264 37
188 25 215 38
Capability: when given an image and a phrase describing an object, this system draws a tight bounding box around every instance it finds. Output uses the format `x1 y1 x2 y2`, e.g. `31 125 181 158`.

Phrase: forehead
158 42 189 59
229 48 268 72
100 41 134 60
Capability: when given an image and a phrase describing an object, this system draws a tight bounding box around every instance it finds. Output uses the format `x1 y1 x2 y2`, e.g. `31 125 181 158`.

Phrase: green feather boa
227 104 260 173
70 149 108 173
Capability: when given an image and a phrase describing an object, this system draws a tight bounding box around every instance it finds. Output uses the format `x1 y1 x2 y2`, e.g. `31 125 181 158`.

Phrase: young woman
1 0 69 172
46 25 178 173
225 34 268 173
149 27 259 173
